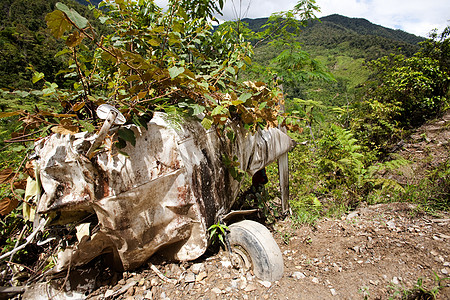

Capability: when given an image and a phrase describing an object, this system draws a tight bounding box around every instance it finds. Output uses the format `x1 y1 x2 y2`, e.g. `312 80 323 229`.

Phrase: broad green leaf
32 72 45 84
148 39 160 47
226 66 236 75
66 31 84 47
118 128 136 147
211 106 227 116
168 66 185 79
238 92 252 102
55 48 71 58
79 120 95 132
201 117 212 130
56 2 89 29
45 10 72 39
189 104 205 115
99 16 111 24
12 90 30 97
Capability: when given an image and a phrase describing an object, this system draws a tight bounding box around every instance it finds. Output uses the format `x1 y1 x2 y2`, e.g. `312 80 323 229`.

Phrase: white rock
240 276 248 290
441 269 449 275
387 220 396 230
221 259 232 268
258 280 272 288
184 272 196 283
190 263 204 274
211 287 222 294
244 284 257 292
330 288 337 296
392 277 400 285
292 272 306 279
104 290 115 298
312 277 320 284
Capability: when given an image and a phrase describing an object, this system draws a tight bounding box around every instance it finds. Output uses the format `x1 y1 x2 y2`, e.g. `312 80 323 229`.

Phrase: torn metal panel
34 112 295 272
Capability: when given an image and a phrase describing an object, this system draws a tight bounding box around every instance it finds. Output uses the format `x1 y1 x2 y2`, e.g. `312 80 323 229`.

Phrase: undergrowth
388 272 450 300
262 121 449 226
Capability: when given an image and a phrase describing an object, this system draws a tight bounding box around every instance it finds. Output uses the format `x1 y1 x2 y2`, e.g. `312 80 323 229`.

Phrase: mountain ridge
241 14 425 46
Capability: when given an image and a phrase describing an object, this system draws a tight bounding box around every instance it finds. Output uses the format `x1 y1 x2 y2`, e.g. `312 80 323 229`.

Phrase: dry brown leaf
0 197 18 216
51 125 79 135
0 168 14 184
25 160 35 179
13 179 27 190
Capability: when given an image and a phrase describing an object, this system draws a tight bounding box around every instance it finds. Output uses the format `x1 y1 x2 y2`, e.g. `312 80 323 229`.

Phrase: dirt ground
21 202 449 300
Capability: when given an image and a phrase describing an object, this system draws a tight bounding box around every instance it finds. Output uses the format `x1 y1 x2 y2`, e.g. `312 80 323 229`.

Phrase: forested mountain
0 0 100 90
245 14 424 61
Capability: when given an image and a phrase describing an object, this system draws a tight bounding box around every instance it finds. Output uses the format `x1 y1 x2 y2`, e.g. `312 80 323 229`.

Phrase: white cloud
315 0 450 37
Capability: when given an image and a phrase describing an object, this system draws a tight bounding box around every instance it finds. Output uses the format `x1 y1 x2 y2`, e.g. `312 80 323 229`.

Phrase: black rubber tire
228 220 284 282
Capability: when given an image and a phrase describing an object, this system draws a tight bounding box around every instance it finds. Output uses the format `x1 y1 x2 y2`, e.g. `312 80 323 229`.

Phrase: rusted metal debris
31 112 295 273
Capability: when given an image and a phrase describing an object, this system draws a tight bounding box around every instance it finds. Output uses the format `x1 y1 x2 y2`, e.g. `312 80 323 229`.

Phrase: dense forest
0 0 449 295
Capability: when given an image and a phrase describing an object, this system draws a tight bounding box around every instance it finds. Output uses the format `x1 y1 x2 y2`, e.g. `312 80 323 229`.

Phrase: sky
217 0 450 37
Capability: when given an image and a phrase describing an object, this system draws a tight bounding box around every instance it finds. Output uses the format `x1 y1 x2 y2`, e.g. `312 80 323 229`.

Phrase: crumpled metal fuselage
34 113 295 272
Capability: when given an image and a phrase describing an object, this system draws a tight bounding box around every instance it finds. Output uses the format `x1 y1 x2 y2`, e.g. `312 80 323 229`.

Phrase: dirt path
33 203 447 300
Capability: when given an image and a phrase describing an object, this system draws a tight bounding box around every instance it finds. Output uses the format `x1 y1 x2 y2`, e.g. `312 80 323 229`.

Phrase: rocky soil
22 203 450 300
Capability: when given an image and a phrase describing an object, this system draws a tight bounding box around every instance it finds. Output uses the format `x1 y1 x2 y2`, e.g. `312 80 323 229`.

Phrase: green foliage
369 158 450 212
208 221 229 248
349 27 450 158
388 272 449 300
0 209 29 262
0 0 101 90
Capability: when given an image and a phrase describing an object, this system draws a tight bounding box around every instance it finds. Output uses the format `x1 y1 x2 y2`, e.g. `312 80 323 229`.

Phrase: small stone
369 280 379 286
330 288 337 296
443 262 450 267
387 220 396 230
244 284 257 292
433 236 441 241
258 280 272 288
105 290 114 298
430 250 439 256
239 277 248 290
230 279 239 289
292 272 306 279
144 290 153 299
392 277 400 285
184 272 196 283
312 277 320 284
221 259 232 268
441 269 449 275
357 260 364 264
211 287 222 294
196 271 207 282
190 263 204 274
